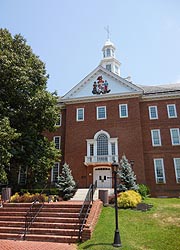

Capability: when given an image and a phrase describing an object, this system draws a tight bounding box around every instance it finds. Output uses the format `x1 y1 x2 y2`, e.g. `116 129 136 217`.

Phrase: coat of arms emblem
92 76 111 95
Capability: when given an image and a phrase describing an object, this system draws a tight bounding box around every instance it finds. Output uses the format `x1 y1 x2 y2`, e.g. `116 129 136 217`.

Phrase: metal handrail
78 181 97 241
23 184 47 240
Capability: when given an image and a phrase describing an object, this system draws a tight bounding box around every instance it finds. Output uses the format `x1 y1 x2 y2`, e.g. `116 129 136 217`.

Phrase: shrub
117 190 142 208
108 194 115 204
138 184 150 199
10 192 47 203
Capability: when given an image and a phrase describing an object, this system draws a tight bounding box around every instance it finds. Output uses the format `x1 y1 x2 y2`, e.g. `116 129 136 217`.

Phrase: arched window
97 134 108 156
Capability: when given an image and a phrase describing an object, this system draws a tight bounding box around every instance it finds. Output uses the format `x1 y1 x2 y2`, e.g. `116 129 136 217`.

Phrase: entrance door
94 167 112 188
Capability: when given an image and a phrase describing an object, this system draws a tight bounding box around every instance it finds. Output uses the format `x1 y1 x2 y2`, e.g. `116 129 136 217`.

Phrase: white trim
149 106 158 120
170 128 180 145
167 104 177 118
55 113 62 126
173 158 180 183
51 162 60 183
53 136 61 149
76 107 84 121
151 129 161 146
96 106 107 120
119 104 128 118
154 158 166 184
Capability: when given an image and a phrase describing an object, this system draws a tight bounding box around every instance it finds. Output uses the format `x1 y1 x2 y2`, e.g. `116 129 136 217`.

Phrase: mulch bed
134 203 153 212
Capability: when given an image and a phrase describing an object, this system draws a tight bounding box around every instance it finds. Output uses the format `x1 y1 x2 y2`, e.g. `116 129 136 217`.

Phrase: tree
118 154 138 192
0 29 61 188
56 163 76 200
0 118 19 184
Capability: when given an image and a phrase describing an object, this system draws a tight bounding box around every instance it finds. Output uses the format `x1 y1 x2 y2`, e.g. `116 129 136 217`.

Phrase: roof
138 83 180 95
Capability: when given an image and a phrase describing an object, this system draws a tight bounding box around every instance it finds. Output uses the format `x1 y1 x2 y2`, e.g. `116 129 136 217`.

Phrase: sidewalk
0 239 77 250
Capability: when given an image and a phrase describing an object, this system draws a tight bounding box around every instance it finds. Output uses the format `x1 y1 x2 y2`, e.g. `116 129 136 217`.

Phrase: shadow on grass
79 243 121 249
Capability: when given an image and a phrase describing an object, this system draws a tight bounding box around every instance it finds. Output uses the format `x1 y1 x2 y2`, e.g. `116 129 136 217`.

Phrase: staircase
0 201 83 243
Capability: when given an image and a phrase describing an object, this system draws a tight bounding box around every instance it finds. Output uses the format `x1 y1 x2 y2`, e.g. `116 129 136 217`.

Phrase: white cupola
100 38 121 76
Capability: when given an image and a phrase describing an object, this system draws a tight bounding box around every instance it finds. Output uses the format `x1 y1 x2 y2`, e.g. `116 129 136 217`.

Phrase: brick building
48 39 180 197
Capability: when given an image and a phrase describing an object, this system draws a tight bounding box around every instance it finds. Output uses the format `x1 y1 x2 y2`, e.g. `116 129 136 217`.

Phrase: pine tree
118 154 138 192
56 163 76 200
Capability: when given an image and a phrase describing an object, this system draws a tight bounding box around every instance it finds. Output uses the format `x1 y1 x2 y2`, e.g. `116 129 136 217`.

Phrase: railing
85 155 118 163
78 181 97 241
23 184 47 240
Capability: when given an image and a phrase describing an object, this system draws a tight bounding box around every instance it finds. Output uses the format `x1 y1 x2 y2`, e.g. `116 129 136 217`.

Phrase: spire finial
104 25 110 40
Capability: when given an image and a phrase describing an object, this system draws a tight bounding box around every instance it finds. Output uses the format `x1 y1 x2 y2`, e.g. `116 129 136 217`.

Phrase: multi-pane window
119 104 128 118
90 144 94 156
167 104 177 118
76 108 84 121
151 129 161 146
106 64 112 71
97 134 108 156
55 113 62 126
149 106 158 119
154 159 166 183
51 162 60 182
97 106 107 120
18 167 27 185
173 158 180 183
170 128 180 145
106 48 111 57
53 136 61 149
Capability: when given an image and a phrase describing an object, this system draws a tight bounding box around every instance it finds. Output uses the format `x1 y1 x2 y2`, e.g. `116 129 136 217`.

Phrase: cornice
60 92 142 105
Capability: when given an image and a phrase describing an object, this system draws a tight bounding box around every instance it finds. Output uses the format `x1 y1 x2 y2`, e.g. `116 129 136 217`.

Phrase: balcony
85 155 119 163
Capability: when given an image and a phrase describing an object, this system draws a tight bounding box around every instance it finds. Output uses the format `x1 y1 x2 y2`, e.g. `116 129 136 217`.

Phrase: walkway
0 239 77 250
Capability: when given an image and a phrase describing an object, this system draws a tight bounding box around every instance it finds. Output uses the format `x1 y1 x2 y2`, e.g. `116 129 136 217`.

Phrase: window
173 158 180 183
55 113 62 126
53 136 61 149
167 104 177 118
115 65 119 74
97 134 108 156
106 64 112 71
170 128 180 145
90 144 94 156
151 129 161 146
119 104 128 118
51 162 60 182
149 106 158 119
97 106 106 120
154 159 166 184
106 48 111 57
18 167 27 185
76 108 84 121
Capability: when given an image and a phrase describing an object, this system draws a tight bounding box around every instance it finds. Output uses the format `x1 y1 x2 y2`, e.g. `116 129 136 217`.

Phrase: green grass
78 198 180 250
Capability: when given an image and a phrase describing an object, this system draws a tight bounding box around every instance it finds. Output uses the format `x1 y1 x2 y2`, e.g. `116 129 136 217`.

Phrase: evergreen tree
118 154 138 192
56 163 76 200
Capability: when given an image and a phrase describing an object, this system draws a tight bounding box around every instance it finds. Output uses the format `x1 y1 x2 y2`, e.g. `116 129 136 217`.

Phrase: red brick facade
45 87 180 197
45 39 180 197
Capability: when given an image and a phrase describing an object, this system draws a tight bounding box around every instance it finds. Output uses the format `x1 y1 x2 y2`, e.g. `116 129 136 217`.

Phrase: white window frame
76 108 84 121
97 106 107 120
86 130 118 163
149 106 158 120
151 129 162 146
51 162 60 183
167 104 177 118
53 136 61 149
55 113 62 126
154 158 166 184
18 166 28 185
173 158 180 183
119 104 128 118
170 128 180 145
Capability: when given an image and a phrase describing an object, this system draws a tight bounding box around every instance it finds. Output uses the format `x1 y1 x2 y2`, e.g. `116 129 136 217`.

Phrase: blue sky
1 0 180 96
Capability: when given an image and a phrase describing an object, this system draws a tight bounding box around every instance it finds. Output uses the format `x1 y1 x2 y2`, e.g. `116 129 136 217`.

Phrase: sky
1 0 180 96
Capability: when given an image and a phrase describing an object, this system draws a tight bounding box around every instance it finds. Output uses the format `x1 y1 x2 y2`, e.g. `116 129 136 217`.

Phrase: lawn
78 198 180 250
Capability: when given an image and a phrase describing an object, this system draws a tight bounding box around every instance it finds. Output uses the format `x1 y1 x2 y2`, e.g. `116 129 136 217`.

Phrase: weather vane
104 25 110 40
